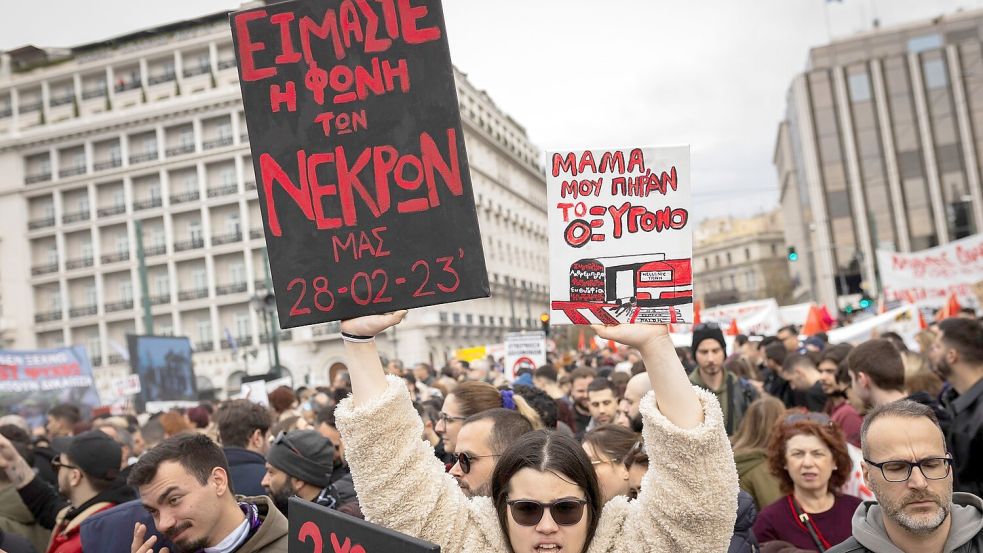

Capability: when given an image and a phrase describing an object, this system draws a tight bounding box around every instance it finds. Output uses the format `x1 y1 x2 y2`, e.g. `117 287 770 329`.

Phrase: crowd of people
0 309 979 553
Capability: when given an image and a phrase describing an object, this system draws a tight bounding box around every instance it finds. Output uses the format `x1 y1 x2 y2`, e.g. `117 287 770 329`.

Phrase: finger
160 548 170 553
132 522 145 552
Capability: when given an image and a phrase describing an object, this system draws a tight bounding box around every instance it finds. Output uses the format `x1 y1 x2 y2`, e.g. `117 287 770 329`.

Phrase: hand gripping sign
231 0 488 326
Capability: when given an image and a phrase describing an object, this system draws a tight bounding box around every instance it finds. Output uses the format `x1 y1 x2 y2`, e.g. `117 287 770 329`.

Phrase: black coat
730 490 760 553
224 446 268 497
943 377 983 497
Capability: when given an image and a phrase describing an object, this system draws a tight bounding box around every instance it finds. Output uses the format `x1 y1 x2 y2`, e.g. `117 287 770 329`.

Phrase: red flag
918 311 928 330
693 299 702 325
877 297 887 314
577 329 586 351
607 340 617 351
819 305 835 329
946 294 962 318
802 305 825 336
726 319 739 336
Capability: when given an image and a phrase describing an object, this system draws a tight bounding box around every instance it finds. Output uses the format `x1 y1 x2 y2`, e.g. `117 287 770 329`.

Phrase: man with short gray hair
829 400 983 552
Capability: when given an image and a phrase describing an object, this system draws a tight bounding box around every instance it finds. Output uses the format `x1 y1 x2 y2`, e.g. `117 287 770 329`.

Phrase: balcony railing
203 136 234 150
64 257 94 270
183 65 211 77
149 293 171 305
165 143 195 157
129 151 158 164
104 299 133 312
195 340 214 351
100 251 129 264
20 101 41 113
59 166 86 178
170 190 199 204
211 231 242 245
108 353 126 365
132 197 162 210
31 263 58 276
97 204 126 217
148 72 176 85
215 282 247 295
93 158 122 171
222 335 253 349
207 184 238 198
244 180 256 191
91 356 104 367
173 237 204 252
254 278 268 290
114 80 141 93
28 216 55 230
217 59 237 70
69 305 97 317
81 88 106 100
50 95 74 107
144 244 167 256
178 288 209 301
249 228 264 239
62 210 90 224
25 172 52 184
260 330 292 343
34 311 62 323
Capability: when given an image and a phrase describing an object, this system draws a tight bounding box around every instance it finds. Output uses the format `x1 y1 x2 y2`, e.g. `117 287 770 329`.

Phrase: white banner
504 332 547 382
701 299 783 335
548 146 693 325
112 374 142 397
878 233 983 309
826 304 921 349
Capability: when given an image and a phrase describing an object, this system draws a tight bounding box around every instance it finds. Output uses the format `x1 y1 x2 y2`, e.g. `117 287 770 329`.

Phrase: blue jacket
224 447 268 497
80 499 174 553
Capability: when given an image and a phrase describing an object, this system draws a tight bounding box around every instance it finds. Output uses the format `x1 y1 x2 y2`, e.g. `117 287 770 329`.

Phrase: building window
907 33 942 53
119 280 133 302
197 319 211 343
230 263 245 284
848 72 871 102
235 313 250 337
923 58 948 89
192 267 207 290
154 274 168 296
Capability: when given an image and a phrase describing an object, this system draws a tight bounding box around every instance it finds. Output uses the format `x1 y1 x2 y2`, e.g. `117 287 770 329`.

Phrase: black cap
52 430 121 481
267 430 334 488
691 324 727 356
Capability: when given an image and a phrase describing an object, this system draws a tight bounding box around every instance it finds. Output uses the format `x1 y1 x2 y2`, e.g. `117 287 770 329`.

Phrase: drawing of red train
569 253 692 307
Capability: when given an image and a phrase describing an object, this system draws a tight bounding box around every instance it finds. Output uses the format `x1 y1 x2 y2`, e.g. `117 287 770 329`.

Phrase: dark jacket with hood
730 490 760 553
80 499 174 553
224 446 269 497
827 492 983 553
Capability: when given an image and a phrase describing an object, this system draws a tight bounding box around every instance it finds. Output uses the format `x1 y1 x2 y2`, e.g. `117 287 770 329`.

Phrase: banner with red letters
877 233 983 309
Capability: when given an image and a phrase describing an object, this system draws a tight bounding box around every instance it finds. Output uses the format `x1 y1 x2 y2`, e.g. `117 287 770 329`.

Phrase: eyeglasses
438 412 468 425
51 459 79 472
507 498 589 526
272 431 302 456
864 456 953 482
455 452 499 475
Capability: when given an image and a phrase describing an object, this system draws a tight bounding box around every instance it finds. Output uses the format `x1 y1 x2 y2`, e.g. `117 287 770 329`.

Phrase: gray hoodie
827 492 983 553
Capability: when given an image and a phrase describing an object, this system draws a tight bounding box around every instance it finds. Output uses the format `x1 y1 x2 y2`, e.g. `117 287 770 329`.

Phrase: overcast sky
3 0 982 221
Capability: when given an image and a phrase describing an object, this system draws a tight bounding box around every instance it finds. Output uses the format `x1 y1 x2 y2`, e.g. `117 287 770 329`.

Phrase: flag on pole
224 328 238 354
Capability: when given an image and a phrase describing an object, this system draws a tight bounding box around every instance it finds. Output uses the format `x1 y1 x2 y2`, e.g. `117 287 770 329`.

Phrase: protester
764 342 796 408
333 311 738 552
777 325 801 353
568 367 596 435
0 426 49 552
159 411 194 438
689 323 759 435
817 344 862 448
128 433 287 553
0 430 135 553
44 405 79 440
933 317 983 497
619 372 654 433
731 396 787 511
268 386 300 422
782 352 828 412
213 399 273 497
261 429 361 518
448 408 534 498
622 440 647 501
753 414 861 550
585 378 620 432
828 400 983 552
511 385 559 431
434 380 542 456
582 424 638 503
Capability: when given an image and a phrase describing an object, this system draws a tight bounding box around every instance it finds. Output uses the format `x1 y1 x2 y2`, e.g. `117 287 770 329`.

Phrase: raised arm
340 310 407 407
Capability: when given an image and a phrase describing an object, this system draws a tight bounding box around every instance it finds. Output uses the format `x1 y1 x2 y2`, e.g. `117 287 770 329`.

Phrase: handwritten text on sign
232 0 488 326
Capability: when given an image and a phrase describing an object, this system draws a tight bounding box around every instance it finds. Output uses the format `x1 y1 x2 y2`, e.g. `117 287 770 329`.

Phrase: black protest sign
288 497 439 553
231 0 488 326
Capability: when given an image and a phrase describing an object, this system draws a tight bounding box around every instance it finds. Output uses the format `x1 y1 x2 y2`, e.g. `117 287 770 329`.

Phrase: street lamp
250 290 281 378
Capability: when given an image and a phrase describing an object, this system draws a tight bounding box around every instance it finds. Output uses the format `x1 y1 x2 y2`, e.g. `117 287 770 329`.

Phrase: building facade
694 210 793 307
774 11 983 309
0 8 548 403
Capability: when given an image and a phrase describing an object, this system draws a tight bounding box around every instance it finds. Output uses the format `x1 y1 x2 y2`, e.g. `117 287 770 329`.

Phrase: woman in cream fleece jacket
335 312 739 553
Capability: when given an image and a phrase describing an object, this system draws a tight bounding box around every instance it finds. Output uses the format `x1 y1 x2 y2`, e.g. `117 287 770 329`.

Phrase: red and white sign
878 233 983 309
504 332 547 382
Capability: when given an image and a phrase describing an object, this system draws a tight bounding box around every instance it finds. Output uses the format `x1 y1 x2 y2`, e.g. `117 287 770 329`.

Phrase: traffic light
540 313 550 336
787 246 799 262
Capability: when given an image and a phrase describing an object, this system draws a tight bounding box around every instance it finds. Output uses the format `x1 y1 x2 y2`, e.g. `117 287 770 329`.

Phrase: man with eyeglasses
828 400 983 552
449 408 533 497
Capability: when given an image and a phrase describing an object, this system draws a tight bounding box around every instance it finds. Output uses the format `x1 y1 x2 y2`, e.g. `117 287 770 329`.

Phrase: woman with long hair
731 396 786 511
434 380 543 456
334 311 737 552
582 424 638 503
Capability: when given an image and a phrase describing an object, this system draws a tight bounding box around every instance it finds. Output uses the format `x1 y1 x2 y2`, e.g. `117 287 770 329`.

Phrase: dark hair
880 331 909 353
315 404 337 428
623 441 648 469
820 343 854 386
214 399 273 448
464 408 534 455
583 424 637 464
186 406 210 429
129 433 230 489
534 365 558 382
0 425 34 465
782 353 817 373
140 418 165 450
938 318 983 365
847 339 905 392
734 334 749 347
268 386 296 414
860 399 943 458
492 430 602 553
48 404 81 424
515 367 534 379
777 325 798 336
586 377 616 395
511 385 558 429
766 417 851 495
764 342 787 365
570 367 596 383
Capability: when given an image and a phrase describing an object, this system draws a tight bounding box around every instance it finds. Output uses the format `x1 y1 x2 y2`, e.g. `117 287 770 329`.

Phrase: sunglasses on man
507 498 589 526
454 452 499 475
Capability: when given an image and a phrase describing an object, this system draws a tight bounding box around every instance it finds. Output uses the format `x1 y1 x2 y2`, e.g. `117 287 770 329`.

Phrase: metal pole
507 277 517 331
135 220 153 335
524 282 532 330
261 248 281 378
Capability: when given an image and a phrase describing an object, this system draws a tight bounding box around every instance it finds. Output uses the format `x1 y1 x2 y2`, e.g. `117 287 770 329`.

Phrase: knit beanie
691 324 727 356
266 430 334 488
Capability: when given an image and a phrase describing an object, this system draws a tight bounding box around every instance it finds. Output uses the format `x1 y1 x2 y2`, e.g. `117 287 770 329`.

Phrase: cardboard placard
231 0 488 327
548 146 693 325
288 497 439 552
504 332 546 381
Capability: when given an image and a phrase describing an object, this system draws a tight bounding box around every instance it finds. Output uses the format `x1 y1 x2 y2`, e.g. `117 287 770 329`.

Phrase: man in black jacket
934 318 983 497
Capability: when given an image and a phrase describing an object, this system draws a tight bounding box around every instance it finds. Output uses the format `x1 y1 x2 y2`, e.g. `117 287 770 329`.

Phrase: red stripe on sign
588 306 619 325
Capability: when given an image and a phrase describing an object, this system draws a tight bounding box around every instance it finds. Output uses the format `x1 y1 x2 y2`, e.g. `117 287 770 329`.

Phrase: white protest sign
548 146 693 325
701 299 782 335
878 233 983 308
827 304 921 348
112 374 142 397
240 380 270 407
504 332 547 381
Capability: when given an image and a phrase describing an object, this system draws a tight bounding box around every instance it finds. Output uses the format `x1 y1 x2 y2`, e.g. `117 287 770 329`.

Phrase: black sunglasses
51 458 79 472
507 498 589 526
272 431 302 456
455 452 498 475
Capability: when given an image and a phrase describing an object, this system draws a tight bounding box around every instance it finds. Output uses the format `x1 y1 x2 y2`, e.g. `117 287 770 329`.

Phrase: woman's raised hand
590 323 668 351
340 310 408 337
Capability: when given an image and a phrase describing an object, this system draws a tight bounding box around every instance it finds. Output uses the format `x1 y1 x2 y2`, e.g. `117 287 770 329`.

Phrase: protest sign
700 299 782 335
0 346 100 423
289 497 439 552
877 233 983 309
548 146 693 325
504 332 547 381
127 335 197 411
827 304 922 349
231 0 488 327
454 345 487 363
112 374 142 398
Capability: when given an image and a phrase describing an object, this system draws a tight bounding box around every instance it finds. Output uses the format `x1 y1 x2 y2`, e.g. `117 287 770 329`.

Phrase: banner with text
0 346 101 422
231 0 488 326
548 146 693 325
505 332 547 381
878 233 983 309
